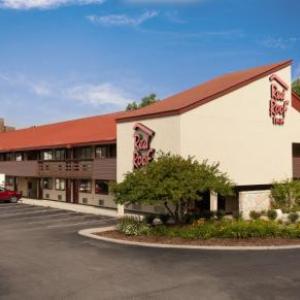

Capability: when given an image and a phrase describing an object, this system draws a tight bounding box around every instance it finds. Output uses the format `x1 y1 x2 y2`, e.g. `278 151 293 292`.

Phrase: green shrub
144 214 156 225
159 214 170 224
232 211 242 220
271 179 300 210
288 212 299 224
216 210 226 220
267 209 277 221
249 211 261 220
118 216 150 236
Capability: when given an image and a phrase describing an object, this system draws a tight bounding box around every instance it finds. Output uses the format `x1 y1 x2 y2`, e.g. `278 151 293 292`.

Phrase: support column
210 191 218 212
117 204 124 217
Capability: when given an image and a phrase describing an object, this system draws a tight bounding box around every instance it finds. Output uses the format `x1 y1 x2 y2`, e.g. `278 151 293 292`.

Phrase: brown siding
38 161 93 178
0 161 39 177
93 158 116 180
293 157 300 179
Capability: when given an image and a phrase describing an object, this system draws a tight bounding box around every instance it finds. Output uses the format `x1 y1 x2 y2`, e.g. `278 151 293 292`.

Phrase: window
79 180 92 193
5 153 14 161
15 153 23 161
5 176 15 189
74 147 92 160
43 178 53 190
95 180 109 195
55 178 65 191
54 149 66 161
95 145 116 159
43 150 53 161
27 151 39 160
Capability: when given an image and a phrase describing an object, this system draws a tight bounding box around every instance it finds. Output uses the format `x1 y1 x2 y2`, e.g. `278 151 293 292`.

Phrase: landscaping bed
95 230 300 246
94 217 300 247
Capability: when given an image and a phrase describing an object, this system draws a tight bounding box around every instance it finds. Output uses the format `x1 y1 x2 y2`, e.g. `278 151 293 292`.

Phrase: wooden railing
0 161 39 177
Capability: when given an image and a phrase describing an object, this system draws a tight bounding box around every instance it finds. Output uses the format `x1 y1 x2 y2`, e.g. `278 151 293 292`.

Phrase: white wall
117 115 181 182
180 66 298 185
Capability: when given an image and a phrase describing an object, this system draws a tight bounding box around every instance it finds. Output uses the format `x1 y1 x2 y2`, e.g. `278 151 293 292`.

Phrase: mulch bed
95 230 300 246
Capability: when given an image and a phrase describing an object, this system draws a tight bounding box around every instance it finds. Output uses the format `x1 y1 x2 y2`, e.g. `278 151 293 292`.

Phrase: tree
292 79 300 97
111 152 233 224
126 94 159 111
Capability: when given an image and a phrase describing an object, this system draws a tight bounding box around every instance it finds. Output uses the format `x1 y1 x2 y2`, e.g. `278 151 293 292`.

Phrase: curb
78 226 300 251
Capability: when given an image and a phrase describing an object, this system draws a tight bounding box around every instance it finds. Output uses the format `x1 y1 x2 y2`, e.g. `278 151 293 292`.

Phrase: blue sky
0 0 299 128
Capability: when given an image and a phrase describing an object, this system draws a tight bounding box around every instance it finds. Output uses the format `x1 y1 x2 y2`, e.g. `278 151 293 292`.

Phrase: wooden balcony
0 160 39 177
293 157 300 179
38 158 116 180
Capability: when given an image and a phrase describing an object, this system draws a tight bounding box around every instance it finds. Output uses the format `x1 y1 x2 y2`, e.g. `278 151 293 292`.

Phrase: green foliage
267 209 277 221
111 152 233 224
288 212 299 224
126 94 159 111
159 214 170 224
271 179 300 210
144 214 156 225
292 79 300 97
216 210 226 220
145 220 300 239
249 211 261 220
117 216 150 236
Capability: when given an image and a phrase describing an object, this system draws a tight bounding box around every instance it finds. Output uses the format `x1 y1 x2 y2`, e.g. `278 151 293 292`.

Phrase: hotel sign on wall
133 123 155 169
269 74 289 125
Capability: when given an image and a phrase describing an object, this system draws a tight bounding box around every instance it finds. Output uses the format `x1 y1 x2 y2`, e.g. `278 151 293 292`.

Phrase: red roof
292 91 300 113
0 60 293 152
117 60 292 122
0 111 126 152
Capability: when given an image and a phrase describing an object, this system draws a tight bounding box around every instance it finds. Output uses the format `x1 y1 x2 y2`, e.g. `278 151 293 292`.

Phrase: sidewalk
20 198 118 218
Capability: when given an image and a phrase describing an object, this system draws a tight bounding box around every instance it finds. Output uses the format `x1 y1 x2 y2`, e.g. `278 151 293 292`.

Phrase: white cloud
0 0 105 10
125 0 200 3
260 37 300 50
87 11 158 27
64 83 134 106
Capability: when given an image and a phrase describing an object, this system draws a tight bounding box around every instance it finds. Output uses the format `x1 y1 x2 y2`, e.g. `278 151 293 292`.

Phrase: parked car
0 187 22 203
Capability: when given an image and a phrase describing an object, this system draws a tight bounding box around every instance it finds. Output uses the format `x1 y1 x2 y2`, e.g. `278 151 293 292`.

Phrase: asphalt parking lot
1 203 300 300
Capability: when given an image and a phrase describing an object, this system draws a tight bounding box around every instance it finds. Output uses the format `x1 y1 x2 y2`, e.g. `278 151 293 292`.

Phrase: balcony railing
38 158 116 180
0 160 39 177
0 158 116 180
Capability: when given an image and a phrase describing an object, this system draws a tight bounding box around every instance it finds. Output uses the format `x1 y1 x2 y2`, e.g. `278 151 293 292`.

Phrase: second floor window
74 147 92 160
95 145 116 159
43 151 53 160
54 149 66 161
15 153 23 161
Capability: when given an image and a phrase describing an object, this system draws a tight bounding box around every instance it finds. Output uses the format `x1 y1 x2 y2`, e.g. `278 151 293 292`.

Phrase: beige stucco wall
180 66 298 185
43 188 66 202
117 115 181 182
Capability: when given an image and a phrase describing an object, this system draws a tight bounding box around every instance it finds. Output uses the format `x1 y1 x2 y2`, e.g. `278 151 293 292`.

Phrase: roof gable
117 60 292 122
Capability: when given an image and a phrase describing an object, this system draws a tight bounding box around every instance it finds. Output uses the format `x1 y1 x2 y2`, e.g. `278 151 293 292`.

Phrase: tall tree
126 94 159 111
292 79 300 97
111 152 233 224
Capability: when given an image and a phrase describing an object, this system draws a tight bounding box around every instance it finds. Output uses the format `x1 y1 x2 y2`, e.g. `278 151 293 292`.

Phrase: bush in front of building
111 152 233 224
118 219 300 239
249 211 262 220
117 216 150 236
288 212 299 224
267 209 278 221
271 179 300 210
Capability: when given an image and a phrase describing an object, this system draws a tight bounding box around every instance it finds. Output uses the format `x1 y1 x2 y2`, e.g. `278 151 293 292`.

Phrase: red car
0 187 22 203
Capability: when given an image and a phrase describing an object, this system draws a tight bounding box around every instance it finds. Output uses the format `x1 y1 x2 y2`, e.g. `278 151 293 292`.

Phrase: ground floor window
43 178 53 190
95 180 109 195
55 178 65 191
5 176 15 189
79 180 92 193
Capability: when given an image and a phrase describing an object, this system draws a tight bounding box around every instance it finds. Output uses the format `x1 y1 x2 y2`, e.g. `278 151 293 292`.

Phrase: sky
0 0 299 128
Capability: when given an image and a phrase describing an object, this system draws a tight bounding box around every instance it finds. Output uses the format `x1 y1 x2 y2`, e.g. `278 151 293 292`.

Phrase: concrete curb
78 226 300 251
20 198 118 218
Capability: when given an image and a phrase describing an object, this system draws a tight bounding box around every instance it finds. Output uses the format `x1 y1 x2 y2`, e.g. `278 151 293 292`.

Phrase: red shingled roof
0 60 293 152
0 111 126 152
292 91 300 113
117 60 292 122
